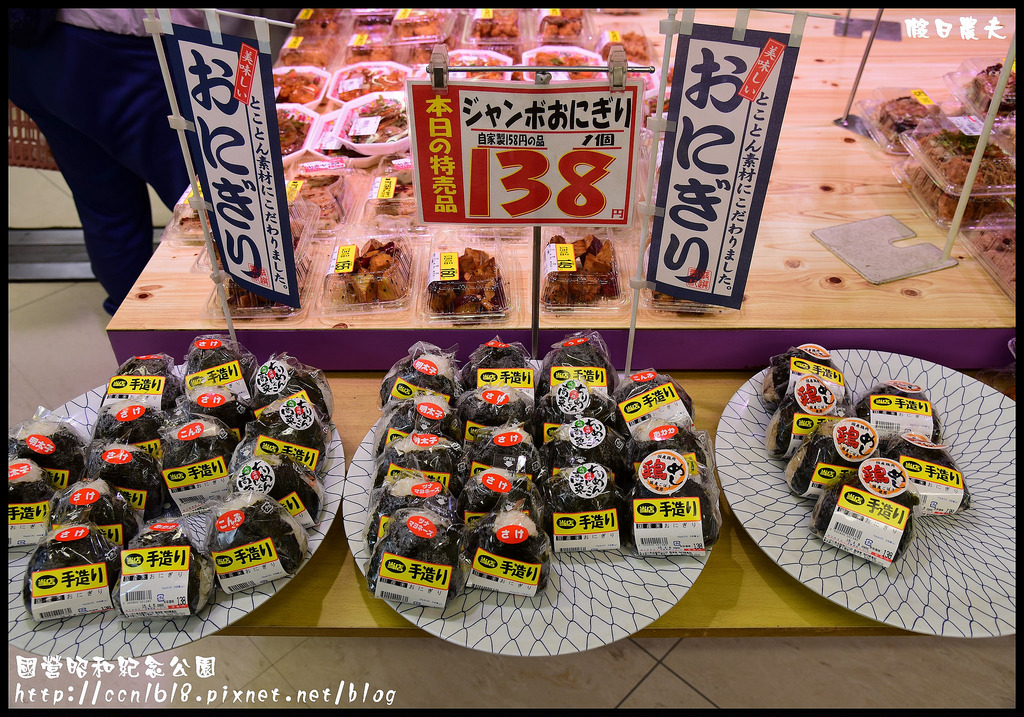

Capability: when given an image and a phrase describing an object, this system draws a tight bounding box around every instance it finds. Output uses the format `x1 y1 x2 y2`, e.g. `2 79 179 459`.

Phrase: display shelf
107 8 1015 371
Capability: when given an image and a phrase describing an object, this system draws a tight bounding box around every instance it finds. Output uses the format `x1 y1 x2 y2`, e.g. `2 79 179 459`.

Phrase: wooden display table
106 8 1016 372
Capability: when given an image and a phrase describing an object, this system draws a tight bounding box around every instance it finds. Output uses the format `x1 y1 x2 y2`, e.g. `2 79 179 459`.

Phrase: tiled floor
6 280 1016 709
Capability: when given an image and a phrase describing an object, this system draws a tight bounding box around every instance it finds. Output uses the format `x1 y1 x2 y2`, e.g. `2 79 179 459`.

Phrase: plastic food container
943 57 1016 119
857 87 945 155
316 232 415 316
892 157 1015 230
442 49 514 83
167 183 208 243
421 231 512 324
594 24 653 64
521 45 604 82
341 26 397 65
272 66 331 110
336 91 410 156
898 116 1016 196
360 153 419 228
535 8 595 47
286 160 363 239
276 104 319 162
960 214 1015 300
327 61 412 108
292 8 350 37
276 33 343 71
461 8 534 62
991 116 1015 159
540 226 628 312
389 9 456 45
303 108 379 168
349 9 395 31
639 244 730 315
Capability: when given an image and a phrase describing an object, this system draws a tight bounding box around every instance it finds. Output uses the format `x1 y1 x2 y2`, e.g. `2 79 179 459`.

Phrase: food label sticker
858 457 909 498
122 545 189 575
256 435 321 472
618 382 691 429
212 538 289 593
119 547 192 617
909 89 935 105
551 509 619 552
480 470 513 494
373 176 397 199
822 485 908 567
410 433 440 447
551 366 608 393
29 563 112 621
427 251 460 284
947 115 984 135
133 438 163 461
467 547 540 597
8 462 33 480
297 8 313 20
899 454 964 515
254 358 293 395
185 360 251 401
415 398 448 421
885 380 922 393
481 388 510 406
606 30 622 43
375 552 451 608
102 447 134 465
176 421 206 441
867 395 934 438
95 524 124 547
900 433 947 450
492 430 524 447
632 497 706 556
476 367 535 394
796 343 831 360
284 36 303 49
351 33 369 47
254 389 312 420
385 427 409 445
463 511 487 525
236 459 276 494
8 501 50 547
786 357 845 398
648 424 678 441
794 375 838 415
340 77 365 93
804 462 857 497
638 450 689 495
44 468 70 491
162 456 230 509
278 396 316 431
784 413 837 458
554 378 591 415
196 392 227 409
464 420 487 443
475 9 494 21
114 404 147 422
104 375 166 410
386 463 450 490
69 487 101 506
113 485 149 512
411 481 444 498
831 418 878 463
565 462 609 499
470 461 532 482
542 423 561 443
350 115 382 137
568 416 606 449
286 180 303 203
278 491 314 529
25 434 56 455
633 451 700 483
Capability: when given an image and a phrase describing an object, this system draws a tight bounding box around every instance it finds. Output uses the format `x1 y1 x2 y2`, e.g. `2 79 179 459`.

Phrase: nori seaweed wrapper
765 375 851 460
612 369 695 436
185 382 254 442
461 506 551 595
23 524 121 622
9 415 87 492
810 458 920 566
208 492 309 591
543 459 626 552
8 458 55 549
463 423 546 488
183 334 259 400
251 352 334 421
455 386 535 443
761 344 845 406
49 478 143 547
109 353 184 412
625 419 713 495
231 452 325 531
364 471 458 554
365 507 466 607
536 330 618 398
114 518 216 619
457 467 546 527
90 400 167 461
374 395 462 455
879 432 970 515
534 377 624 444
542 417 629 490
160 416 239 512
784 417 878 499
372 433 467 496
460 338 534 392
854 380 943 443
241 395 331 477
86 443 168 522
379 341 461 408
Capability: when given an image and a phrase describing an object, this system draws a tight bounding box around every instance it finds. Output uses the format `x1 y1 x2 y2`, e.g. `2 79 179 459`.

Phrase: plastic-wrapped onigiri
23 524 121 622
462 504 551 597
8 458 54 549
86 443 168 521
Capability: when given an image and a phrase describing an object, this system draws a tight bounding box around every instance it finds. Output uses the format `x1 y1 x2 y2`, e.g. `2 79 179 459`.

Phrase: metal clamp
607 45 628 92
428 44 449 92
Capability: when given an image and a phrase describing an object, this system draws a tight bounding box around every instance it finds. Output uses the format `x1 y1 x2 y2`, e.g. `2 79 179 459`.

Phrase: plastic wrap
374 395 462 455
273 66 330 109
335 91 410 156
535 9 594 47
892 157 1015 229
49 478 143 548
230 395 331 480
612 369 694 438
456 467 545 527
784 417 878 500
86 443 168 522
363 470 458 554
276 32 343 71
250 352 334 423
372 432 467 496
327 61 411 107
277 103 320 161
460 337 535 393
761 343 846 406
103 352 183 413
318 233 414 315
159 415 238 513
287 162 361 238
542 417 629 490
536 330 618 397
764 375 852 461
8 458 54 549
9 412 87 492
854 380 943 443
422 233 512 324
184 380 253 444
360 154 419 228
464 423 545 488
534 376 623 445
230 452 325 531
540 230 625 311
462 504 551 597
462 8 532 62
879 432 970 517
379 341 462 408
455 386 534 443
183 335 259 402
543 458 625 553
857 87 945 155
90 399 168 462
899 116 1015 196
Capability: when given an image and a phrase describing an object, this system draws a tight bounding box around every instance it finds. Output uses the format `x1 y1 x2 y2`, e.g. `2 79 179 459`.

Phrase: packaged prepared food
90 400 167 462
445 49 513 82
456 387 535 443
168 183 208 241
276 33 342 71
327 61 411 106
337 91 410 155
305 108 377 164
960 214 1015 299
457 468 545 527
49 478 143 548
944 57 1015 118
231 452 325 531
612 369 694 438
374 395 462 455
459 337 535 394
879 432 970 517
462 8 530 62
894 157 1016 229
536 8 593 46
521 45 604 81
379 341 462 408
423 237 511 323
542 416 629 489
102 352 183 413
342 27 395 64
464 423 545 487
159 415 238 513
86 443 168 522
251 352 334 423
462 503 551 596
543 457 625 553
899 116 1016 196
761 343 847 406
536 330 618 397
292 8 349 37
389 9 455 44
764 375 852 460
784 417 878 500
535 377 622 445
372 432 467 496
854 379 942 443
857 87 944 155
364 469 458 553
273 66 330 109
288 160 360 238
540 231 623 310
8 458 54 549
318 234 414 314
183 334 259 401
277 104 319 160
361 154 418 227
184 380 253 443
231 394 331 479
9 413 87 492
595 25 652 63
349 9 394 31
625 418 713 495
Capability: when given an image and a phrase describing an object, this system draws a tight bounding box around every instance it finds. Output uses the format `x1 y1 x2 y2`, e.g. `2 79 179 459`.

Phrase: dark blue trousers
9 22 190 314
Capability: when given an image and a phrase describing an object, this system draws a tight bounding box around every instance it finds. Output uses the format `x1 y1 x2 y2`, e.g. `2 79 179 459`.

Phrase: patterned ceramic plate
8 383 345 659
715 348 1015 637
342 422 712 656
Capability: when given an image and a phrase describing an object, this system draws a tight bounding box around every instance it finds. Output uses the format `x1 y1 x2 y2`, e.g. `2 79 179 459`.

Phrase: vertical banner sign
647 24 799 309
163 25 299 307
406 79 644 225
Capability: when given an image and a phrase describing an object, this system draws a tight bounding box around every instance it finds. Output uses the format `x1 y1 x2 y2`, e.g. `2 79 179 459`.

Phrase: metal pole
835 8 883 126
530 70 552 359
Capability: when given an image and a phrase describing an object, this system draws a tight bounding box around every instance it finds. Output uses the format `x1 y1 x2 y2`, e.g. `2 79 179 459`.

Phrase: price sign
407 79 644 225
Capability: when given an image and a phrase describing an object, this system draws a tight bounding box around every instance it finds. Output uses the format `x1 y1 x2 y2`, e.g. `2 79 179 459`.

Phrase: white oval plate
343 420 711 656
715 348 1015 637
8 383 345 659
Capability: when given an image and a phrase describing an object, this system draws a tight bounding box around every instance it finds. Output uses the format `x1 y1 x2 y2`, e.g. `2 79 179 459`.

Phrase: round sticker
413 358 438 376
9 462 33 480
480 470 512 494
858 457 909 497
134 354 164 361
794 375 837 415
797 343 831 360
54 526 90 542
411 482 443 498
114 404 146 422
236 459 276 493
831 418 878 462
406 514 437 538
101 448 133 465
900 433 947 450
69 488 101 506
630 370 657 383
885 380 923 394
411 433 440 448
566 462 609 499
648 424 678 442
481 389 510 406
485 340 510 348
415 400 446 421
216 510 245 532
279 397 315 431
255 359 291 394
196 392 227 409
194 338 222 350
492 431 524 447
177 421 205 441
150 522 180 532
555 378 591 415
496 524 529 545
561 337 589 347
638 449 689 495
25 434 56 455
568 416 606 449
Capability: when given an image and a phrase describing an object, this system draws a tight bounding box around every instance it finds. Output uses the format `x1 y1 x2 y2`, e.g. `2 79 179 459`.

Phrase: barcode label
123 590 153 603
38 608 74 620
872 420 904 435
832 522 862 540
225 580 260 591
379 590 408 602
639 537 670 545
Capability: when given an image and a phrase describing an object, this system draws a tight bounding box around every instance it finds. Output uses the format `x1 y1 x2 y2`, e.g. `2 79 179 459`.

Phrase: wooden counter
220 371 916 638
106 8 1016 372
